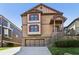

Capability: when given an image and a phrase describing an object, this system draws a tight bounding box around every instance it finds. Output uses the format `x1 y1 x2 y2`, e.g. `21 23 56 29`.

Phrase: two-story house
21 4 66 46
0 15 22 47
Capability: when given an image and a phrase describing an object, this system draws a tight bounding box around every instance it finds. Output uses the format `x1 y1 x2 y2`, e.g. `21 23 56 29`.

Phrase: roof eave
21 3 63 16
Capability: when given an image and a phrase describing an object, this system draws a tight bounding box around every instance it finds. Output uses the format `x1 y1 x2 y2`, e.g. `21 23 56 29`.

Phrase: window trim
3 20 8 27
27 13 41 23
27 24 41 35
29 14 39 21
29 25 39 32
4 28 8 36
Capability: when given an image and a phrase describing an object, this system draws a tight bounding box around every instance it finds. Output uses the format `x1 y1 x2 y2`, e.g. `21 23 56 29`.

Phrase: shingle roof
21 3 63 16
21 8 42 15
66 17 79 28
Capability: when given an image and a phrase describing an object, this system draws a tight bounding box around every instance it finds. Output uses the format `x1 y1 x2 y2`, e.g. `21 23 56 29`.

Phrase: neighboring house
64 17 79 36
21 4 66 46
0 15 22 47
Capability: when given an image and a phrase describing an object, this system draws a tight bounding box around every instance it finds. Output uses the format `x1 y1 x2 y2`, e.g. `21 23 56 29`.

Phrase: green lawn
0 47 11 51
49 47 79 55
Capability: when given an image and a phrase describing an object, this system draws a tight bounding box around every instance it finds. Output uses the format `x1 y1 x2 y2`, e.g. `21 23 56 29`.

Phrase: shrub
54 40 79 47
6 43 14 47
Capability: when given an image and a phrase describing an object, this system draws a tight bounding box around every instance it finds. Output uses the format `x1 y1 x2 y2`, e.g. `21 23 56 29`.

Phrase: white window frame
27 13 41 23
4 28 8 36
27 23 41 35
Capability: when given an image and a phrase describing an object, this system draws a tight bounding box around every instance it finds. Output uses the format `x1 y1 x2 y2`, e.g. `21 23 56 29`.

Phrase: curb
14 47 22 55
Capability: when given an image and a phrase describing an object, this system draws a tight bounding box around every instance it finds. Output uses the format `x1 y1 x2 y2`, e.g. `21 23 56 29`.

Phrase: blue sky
0 3 79 29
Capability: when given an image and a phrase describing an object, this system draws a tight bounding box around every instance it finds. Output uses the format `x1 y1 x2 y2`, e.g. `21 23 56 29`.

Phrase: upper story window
8 29 12 37
3 20 8 27
29 14 39 21
4 28 8 36
10 24 14 29
29 25 39 32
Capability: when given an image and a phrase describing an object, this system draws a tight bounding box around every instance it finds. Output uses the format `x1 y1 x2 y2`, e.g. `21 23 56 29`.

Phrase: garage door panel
40 40 44 46
30 40 35 46
35 40 40 46
26 40 30 46
25 39 45 46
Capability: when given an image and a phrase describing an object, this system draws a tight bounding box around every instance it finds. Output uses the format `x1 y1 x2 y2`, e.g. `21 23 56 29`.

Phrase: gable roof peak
21 3 63 16
33 3 63 14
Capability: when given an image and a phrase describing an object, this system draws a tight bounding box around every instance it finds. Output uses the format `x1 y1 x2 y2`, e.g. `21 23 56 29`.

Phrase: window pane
30 14 39 21
10 24 14 29
4 28 8 36
3 20 8 27
8 30 11 37
29 25 39 32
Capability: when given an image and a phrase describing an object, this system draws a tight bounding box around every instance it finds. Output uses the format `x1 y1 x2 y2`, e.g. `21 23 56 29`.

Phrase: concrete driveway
16 47 51 55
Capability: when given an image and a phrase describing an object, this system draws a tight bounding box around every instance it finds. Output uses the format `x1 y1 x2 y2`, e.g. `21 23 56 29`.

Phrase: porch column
61 20 64 35
54 19 55 35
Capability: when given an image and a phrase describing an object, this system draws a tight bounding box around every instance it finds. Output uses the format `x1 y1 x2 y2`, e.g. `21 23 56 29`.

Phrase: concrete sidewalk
0 47 21 55
16 47 51 55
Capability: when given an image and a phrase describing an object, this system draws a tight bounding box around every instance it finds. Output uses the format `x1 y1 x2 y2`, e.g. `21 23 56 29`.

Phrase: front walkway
16 47 51 55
